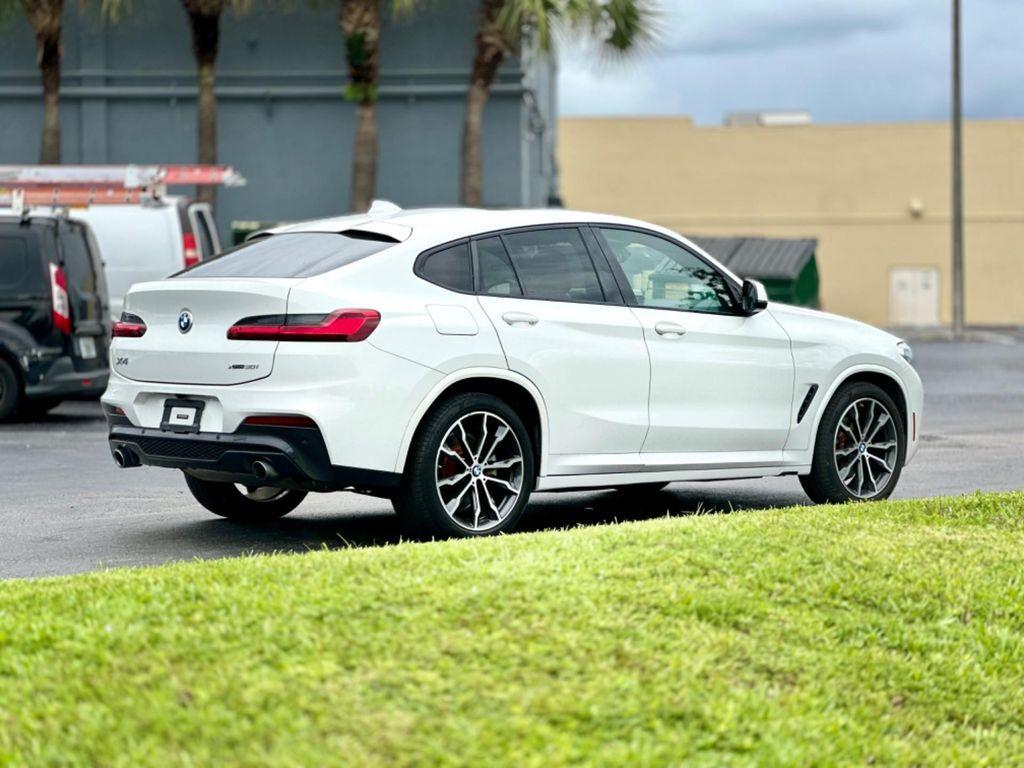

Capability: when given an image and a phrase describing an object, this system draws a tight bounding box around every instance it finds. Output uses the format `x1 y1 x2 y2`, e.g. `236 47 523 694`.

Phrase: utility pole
951 0 965 338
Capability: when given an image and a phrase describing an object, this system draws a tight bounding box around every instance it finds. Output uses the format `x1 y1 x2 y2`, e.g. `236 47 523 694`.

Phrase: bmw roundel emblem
178 309 193 334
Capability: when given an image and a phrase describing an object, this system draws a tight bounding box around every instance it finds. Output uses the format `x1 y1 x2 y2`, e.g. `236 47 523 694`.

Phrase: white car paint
102 206 923 495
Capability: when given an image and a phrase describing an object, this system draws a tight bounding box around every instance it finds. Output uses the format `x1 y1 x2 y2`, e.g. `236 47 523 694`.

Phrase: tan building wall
558 117 1024 327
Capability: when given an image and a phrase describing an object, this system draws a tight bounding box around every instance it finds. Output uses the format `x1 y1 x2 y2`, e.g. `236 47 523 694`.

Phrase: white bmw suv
103 205 923 537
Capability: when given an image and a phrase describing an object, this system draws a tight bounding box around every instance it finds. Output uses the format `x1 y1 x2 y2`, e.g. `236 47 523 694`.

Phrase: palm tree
460 0 655 206
338 0 380 212
337 0 414 212
5 0 65 163
180 0 254 204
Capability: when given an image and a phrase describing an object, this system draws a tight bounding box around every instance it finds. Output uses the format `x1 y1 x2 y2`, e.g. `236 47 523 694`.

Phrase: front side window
598 228 736 314
179 232 394 278
419 242 472 292
501 228 605 303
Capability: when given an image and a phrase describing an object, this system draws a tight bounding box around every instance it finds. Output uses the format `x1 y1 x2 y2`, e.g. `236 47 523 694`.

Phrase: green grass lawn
2 493 1024 766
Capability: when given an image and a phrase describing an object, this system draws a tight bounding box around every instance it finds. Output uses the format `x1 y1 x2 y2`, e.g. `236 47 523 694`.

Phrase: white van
66 197 221 320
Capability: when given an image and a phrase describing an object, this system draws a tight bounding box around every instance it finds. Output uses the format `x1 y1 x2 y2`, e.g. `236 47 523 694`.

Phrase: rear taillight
49 263 72 336
112 312 147 338
183 232 200 268
227 309 380 342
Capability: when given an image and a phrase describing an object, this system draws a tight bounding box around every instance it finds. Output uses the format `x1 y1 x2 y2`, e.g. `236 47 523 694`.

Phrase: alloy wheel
833 397 899 499
434 410 525 532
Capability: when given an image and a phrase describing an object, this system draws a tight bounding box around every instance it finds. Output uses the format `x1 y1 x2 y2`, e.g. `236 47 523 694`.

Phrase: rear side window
0 234 37 294
178 232 394 279
418 242 472 292
477 236 522 296
501 228 605 303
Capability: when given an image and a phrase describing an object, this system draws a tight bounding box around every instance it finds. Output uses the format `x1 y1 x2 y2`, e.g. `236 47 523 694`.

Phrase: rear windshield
177 232 394 279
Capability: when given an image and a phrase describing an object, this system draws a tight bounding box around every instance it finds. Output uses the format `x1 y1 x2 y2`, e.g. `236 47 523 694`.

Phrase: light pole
951 0 965 338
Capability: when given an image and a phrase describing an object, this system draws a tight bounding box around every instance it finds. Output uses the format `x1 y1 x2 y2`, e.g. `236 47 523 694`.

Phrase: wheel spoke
438 470 470 488
868 439 897 451
835 444 859 457
482 475 520 495
839 422 858 442
440 445 469 468
471 484 482 528
483 456 522 470
862 456 878 494
455 421 475 463
865 412 890 443
865 453 893 474
479 480 502 520
474 414 489 464
444 480 473 515
481 425 511 465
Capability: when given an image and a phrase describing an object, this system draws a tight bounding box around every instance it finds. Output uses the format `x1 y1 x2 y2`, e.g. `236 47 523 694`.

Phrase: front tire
392 393 536 538
800 382 906 504
184 473 307 523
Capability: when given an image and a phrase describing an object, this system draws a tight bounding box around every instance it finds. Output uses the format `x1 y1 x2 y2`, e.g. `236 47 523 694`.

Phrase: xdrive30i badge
178 309 193 334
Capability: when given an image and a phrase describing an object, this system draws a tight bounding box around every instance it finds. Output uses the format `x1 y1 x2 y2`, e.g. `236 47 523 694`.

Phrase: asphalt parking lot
2 339 1022 579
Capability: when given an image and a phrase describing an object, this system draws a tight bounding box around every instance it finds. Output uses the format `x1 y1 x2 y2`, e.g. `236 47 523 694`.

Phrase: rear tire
183 472 307 523
0 359 23 422
392 393 536 539
800 381 906 504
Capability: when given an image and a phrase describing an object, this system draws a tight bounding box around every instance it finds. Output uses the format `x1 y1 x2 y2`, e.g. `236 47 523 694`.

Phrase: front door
594 226 794 463
474 228 650 465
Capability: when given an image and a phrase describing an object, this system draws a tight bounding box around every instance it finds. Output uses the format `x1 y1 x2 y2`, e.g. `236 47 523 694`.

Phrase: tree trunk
185 5 221 206
38 33 61 164
22 0 64 164
461 0 510 206
339 0 381 212
350 101 378 213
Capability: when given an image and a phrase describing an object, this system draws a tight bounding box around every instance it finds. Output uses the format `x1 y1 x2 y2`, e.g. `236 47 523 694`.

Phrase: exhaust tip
252 459 276 481
112 446 140 468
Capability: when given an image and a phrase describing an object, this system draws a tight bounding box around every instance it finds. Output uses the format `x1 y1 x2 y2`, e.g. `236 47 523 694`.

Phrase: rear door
474 227 650 461
57 219 110 370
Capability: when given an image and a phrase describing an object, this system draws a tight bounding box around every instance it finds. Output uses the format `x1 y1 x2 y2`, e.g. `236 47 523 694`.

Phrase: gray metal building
0 2 559 232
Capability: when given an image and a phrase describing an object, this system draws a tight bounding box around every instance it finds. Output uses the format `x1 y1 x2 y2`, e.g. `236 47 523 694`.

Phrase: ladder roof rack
0 164 246 214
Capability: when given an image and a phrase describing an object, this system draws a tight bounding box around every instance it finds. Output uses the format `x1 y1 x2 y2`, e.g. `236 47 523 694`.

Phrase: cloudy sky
558 0 1024 124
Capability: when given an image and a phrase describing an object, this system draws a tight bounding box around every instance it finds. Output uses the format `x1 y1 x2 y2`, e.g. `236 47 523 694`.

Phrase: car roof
264 205 677 247
258 204 744 286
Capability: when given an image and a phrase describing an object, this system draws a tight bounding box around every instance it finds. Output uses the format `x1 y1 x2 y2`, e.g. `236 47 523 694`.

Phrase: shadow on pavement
125 484 811 560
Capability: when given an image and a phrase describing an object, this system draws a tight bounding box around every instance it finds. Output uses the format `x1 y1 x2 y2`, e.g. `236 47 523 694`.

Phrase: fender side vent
796 384 819 424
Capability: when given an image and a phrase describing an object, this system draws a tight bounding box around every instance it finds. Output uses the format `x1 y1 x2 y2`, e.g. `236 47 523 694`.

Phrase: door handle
654 321 687 337
502 312 539 327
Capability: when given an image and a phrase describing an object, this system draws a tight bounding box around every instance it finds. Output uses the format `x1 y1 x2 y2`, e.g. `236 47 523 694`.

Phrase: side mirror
741 279 769 315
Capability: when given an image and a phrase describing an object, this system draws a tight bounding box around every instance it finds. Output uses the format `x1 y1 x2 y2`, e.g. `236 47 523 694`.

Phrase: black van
0 214 110 420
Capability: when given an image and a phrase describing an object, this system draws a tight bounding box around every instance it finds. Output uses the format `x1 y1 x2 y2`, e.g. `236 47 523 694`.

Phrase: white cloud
558 0 1024 124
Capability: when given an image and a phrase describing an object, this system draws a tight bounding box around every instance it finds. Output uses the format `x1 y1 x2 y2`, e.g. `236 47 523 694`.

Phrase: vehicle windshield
177 232 395 279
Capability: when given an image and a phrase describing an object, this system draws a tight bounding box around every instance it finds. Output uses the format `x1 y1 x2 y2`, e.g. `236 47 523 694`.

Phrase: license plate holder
160 398 206 434
78 336 97 359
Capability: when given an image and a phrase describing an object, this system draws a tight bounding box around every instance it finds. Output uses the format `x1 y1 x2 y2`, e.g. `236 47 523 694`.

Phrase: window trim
413 237 476 296
591 224 744 317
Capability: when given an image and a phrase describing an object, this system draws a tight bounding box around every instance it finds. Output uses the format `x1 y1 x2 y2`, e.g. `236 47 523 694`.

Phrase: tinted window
0 236 32 292
192 208 216 258
598 228 736 314
477 236 522 296
60 225 100 321
501 228 604 303
419 242 472 292
179 232 393 278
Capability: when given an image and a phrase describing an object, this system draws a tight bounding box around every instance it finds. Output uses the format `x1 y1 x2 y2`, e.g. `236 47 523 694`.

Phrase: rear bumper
107 417 400 493
25 356 108 400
